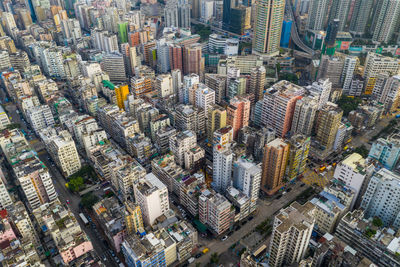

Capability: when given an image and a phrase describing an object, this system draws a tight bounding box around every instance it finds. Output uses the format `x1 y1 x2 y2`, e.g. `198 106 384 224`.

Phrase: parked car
221 235 228 241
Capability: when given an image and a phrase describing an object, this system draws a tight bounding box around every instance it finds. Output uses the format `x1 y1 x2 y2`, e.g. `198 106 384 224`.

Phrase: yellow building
207 105 227 141
116 85 129 110
286 135 310 181
213 125 233 146
315 103 343 151
125 201 144 234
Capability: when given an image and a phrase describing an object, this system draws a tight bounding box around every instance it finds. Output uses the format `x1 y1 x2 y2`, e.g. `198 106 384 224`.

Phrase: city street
195 182 311 265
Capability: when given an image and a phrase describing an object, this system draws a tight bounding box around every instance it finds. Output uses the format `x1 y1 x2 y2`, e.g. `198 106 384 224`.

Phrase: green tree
210 253 219 264
354 145 369 158
372 217 383 227
337 96 362 116
81 193 99 209
68 176 85 192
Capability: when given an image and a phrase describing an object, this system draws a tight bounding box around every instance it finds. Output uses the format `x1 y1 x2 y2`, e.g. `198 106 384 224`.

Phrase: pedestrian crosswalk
301 168 334 188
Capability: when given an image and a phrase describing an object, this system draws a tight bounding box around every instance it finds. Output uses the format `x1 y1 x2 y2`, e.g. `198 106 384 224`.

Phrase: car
248 216 254 221
66 200 70 204
195 253 202 258
103 256 107 261
115 257 120 264
276 195 282 199
221 235 228 241
286 188 292 192
300 183 306 187
282 191 287 195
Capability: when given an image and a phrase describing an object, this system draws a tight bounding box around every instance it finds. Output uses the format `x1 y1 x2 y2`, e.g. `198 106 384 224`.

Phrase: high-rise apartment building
195 84 215 118
205 74 226 104
371 0 400 43
207 104 227 140
183 43 204 76
212 144 233 192
164 0 191 27
361 168 400 229
333 153 374 208
261 138 289 194
314 102 343 151
169 45 184 73
291 96 318 136
317 56 344 87
349 0 373 36
232 158 262 212
227 96 251 139
286 135 310 181
103 53 127 82
262 81 305 138
363 52 400 95
372 75 400 113
341 56 358 94
328 0 350 31
155 74 173 98
175 104 206 137
307 0 329 30
268 202 315 267
169 130 197 167
250 66 266 102
134 173 170 226
26 105 55 135
199 189 235 235
368 133 400 170
306 79 332 109
47 130 81 177
252 0 285 55
0 168 13 209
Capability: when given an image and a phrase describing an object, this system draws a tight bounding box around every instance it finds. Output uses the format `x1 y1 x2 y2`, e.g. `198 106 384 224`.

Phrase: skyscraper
183 43 204 76
328 0 351 31
349 0 373 36
223 0 237 30
207 104 227 140
361 168 400 229
232 158 262 212
286 135 310 181
261 138 289 194
307 0 329 30
291 96 318 136
363 52 400 95
252 0 285 55
323 19 339 56
315 102 343 151
268 202 315 267
250 66 266 102
227 96 251 139
262 81 305 138
213 144 233 192
371 0 400 43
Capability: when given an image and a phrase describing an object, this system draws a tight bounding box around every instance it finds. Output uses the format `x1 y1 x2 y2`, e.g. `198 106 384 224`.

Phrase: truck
79 213 89 226
396 114 400 118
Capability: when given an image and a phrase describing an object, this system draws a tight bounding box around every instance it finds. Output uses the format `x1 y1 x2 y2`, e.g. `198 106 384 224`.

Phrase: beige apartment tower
315 102 343 151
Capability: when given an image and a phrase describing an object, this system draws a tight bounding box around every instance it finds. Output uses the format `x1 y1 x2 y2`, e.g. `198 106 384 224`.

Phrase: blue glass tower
280 19 292 48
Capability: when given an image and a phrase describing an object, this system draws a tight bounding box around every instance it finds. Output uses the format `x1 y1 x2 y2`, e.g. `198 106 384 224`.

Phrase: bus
79 213 89 225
